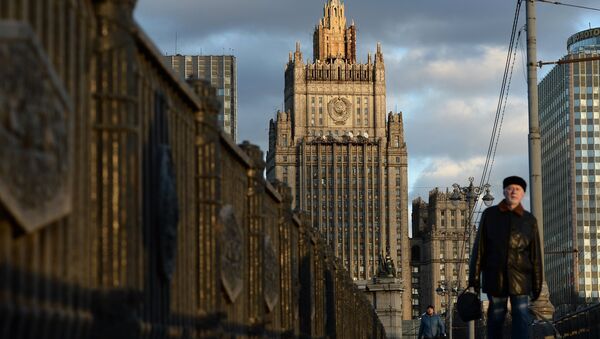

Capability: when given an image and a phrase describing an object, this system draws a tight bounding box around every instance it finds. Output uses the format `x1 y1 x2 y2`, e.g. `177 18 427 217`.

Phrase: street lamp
449 177 494 210
448 176 494 339
436 280 460 339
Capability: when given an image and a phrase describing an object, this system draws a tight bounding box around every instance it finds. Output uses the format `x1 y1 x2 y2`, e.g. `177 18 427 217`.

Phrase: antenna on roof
175 32 178 55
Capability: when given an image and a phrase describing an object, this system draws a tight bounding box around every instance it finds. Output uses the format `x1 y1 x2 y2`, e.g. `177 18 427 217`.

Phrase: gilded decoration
263 234 279 311
219 205 244 302
327 97 351 124
0 22 72 232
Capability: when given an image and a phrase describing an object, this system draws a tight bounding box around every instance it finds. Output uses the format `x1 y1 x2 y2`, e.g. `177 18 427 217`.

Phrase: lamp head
449 184 461 206
482 185 494 207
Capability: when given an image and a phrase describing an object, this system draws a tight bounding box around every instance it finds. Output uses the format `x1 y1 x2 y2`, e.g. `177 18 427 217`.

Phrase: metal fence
537 303 600 338
0 1 386 338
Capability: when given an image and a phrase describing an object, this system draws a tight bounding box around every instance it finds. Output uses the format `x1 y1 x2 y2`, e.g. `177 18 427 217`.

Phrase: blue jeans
487 294 532 339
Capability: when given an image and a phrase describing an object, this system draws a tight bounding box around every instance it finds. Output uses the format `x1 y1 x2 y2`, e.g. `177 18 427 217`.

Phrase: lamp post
449 176 494 339
436 280 460 339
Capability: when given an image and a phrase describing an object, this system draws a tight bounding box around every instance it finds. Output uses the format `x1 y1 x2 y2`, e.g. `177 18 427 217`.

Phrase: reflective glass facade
540 28 600 315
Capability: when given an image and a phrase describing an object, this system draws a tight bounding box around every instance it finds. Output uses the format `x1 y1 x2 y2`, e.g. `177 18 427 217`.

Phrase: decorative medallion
219 205 244 302
0 22 73 232
263 234 279 312
157 144 179 281
327 97 351 124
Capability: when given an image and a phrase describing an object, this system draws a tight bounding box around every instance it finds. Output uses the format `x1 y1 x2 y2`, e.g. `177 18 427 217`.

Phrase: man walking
418 305 446 339
469 176 543 339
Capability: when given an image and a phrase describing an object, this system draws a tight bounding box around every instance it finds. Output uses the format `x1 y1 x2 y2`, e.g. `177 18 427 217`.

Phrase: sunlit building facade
266 0 411 319
166 54 237 141
539 27 600 315
411 189 470 318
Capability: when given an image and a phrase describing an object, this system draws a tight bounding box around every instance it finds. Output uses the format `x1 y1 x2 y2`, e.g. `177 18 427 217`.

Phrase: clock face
328 97 351 124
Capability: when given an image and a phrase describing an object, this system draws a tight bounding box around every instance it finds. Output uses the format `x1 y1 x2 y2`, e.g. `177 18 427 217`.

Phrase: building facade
266 0 412 319
410 189 471 318
539 27 600 315
166 54 237 141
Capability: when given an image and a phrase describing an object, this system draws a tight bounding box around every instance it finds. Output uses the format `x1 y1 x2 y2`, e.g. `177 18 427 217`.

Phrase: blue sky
135 0 600 213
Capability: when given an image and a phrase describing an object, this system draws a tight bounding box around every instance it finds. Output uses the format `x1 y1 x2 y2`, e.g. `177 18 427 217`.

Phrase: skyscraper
539 27 600 315
410 189 471 319
266 0 411 319
166 55 237 141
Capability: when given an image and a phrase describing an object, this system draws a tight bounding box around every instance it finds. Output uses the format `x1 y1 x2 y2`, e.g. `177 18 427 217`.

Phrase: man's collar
498 199 524 216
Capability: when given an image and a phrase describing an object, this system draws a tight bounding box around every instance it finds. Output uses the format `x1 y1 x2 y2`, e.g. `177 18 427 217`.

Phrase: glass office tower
539 27 600 315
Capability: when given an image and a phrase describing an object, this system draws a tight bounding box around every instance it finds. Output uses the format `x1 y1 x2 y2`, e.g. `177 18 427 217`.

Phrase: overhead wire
486 26 523 200
453 0 599 296
536 0 600 12
479 0 523 192
519 27 528 84
454 0 523 292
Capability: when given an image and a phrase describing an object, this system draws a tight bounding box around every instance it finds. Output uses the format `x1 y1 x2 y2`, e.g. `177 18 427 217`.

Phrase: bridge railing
0 1 386 338
532 303 600 338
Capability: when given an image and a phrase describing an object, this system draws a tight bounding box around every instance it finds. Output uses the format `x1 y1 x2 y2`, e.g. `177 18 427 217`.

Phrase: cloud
134 0 600 204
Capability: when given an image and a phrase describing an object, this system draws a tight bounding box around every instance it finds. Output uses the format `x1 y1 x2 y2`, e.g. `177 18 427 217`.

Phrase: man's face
426 307 433 315
503 184 525 206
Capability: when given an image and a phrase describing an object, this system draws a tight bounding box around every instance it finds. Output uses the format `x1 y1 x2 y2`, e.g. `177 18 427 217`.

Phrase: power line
455 0 524 292
536 0 600 12
486 27 523 198
479 0 523 192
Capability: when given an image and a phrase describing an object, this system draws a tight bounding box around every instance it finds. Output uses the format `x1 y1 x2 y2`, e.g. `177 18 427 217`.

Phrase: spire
294 41 303 62
313 0 356 63
375 42 384 63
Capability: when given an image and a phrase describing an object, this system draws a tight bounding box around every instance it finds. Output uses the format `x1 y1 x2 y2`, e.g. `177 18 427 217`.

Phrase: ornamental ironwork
0 22 73 232
219 205 244 302
264 234 279 311
157 144 180 281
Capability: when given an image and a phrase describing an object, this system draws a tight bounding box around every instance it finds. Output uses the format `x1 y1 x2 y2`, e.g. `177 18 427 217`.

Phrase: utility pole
525 0 555 321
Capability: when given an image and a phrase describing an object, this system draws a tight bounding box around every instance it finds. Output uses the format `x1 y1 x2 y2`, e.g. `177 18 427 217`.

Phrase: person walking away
469 176 543 339
418 305 446 339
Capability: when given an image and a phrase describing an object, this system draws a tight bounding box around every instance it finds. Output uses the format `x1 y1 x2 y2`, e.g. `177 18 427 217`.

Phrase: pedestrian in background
469 176 543 339
418 305 446 339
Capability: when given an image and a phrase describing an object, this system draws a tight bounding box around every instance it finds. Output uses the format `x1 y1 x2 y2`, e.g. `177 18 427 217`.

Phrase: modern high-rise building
539 27 600 315
166 55 237 141
410 189 471 318
266 0 411 319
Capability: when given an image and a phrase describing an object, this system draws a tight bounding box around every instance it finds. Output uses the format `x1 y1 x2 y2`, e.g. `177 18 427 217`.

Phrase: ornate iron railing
0 1 386 338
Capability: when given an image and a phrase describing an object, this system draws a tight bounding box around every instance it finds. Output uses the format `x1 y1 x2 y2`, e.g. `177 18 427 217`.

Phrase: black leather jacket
468 200 543 299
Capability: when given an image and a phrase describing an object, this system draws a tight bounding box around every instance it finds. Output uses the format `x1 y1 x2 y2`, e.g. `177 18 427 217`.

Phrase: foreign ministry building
266 0 412 319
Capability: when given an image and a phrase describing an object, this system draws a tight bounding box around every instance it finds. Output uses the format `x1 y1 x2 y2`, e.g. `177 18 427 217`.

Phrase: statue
377 253 385 276
384 253 396 278
377 247 396 278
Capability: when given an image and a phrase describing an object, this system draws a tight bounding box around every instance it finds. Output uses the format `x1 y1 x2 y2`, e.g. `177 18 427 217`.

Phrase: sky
134 0 600 218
